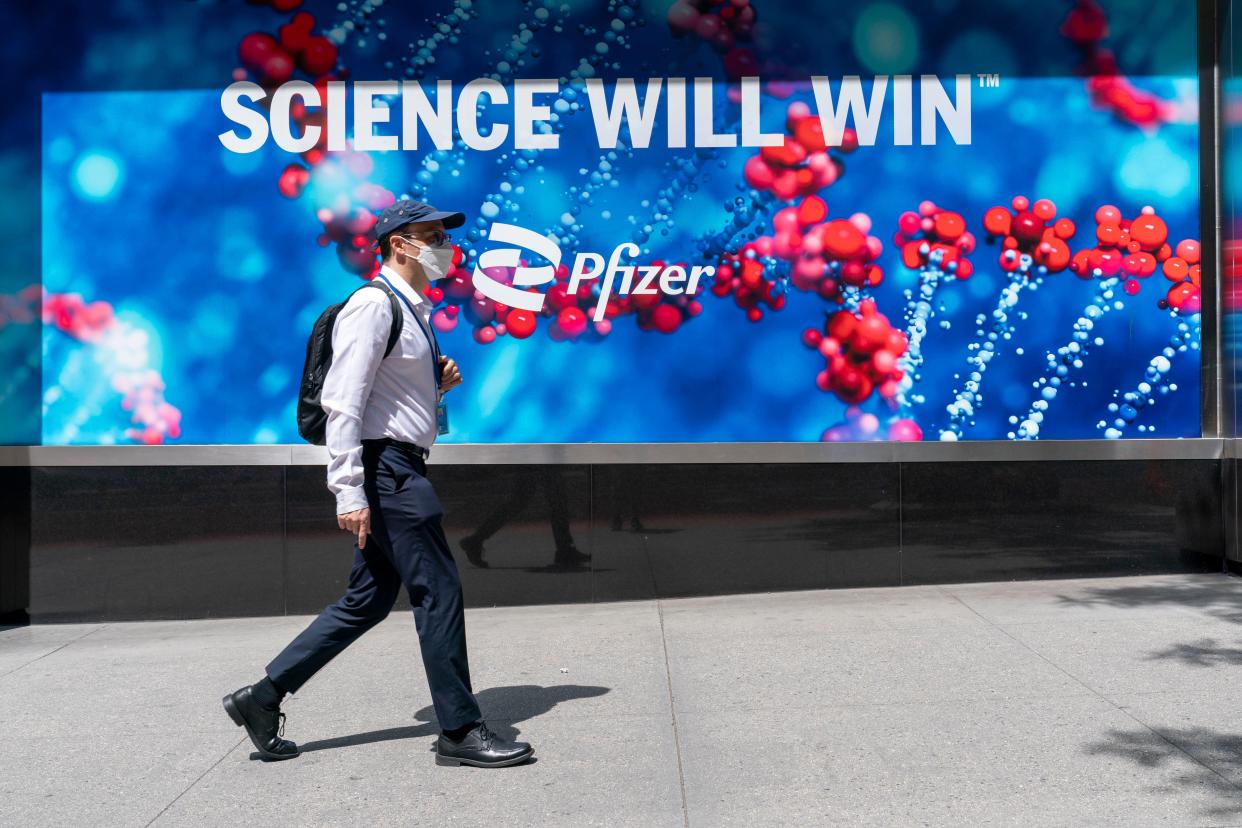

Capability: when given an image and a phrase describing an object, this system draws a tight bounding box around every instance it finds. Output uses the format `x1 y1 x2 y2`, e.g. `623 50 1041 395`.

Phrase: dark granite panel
29 466 285 621
589 465 659 603
900 460 1224 584
1226 458 1240 564
437 464 594 607
21 458 1229 622
0 467 31 622
596 463 901 599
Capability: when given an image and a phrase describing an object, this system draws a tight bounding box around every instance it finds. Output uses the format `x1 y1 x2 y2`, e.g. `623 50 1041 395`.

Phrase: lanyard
376 273 441 392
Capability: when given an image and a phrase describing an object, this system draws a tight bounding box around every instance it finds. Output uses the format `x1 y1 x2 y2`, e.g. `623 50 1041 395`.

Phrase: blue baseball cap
374 199 465 247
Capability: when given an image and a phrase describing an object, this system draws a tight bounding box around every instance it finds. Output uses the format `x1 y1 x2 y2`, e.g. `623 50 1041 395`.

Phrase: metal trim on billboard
0 439 1224 466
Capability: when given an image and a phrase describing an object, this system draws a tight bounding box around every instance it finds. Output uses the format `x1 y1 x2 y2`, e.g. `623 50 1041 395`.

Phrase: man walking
223 199 534 768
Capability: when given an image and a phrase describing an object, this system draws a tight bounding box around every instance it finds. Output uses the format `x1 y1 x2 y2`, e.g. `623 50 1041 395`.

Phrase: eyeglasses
399 230 452 247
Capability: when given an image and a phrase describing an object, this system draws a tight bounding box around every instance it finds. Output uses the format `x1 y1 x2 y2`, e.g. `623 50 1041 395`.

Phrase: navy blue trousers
266 441 482 732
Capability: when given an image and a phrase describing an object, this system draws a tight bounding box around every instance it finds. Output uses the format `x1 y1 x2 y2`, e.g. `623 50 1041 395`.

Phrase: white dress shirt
322 265 441 514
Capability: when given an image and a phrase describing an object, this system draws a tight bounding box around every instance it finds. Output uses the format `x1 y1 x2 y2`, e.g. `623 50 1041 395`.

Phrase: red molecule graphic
539 261 613 341
667 0 757 54
239 12 336 85
504 308 538 339
1060 0 1172 129
713 249 786 322
803 299 908 405
890 200 976 414
776 200 882 297
982 196 1076 274
236 11 394 282
1068 204 1172 296
895 200 976 279
744 102 856 201
715 195 883 321
602 261 706 335
277 163 310 198
1160 238 1202 314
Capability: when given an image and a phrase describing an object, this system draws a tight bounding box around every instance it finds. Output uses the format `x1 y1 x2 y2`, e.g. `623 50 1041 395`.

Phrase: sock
442 720 478 740
252 675 285 711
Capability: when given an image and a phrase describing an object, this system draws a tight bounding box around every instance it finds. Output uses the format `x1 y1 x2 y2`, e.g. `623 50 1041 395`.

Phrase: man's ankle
442 720 479 741
252 675 286 711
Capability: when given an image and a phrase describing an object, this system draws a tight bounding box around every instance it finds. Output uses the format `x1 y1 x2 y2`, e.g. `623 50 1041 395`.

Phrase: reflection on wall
1227 0 1242 440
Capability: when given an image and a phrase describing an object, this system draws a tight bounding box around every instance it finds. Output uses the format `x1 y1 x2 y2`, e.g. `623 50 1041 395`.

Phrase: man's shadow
283 684 610 758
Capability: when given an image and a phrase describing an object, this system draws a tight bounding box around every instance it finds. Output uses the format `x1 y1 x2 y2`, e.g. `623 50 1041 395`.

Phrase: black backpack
297 282 403 445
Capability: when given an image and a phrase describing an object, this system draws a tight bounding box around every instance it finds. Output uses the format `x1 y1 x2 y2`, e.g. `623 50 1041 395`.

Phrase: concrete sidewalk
3 573 1242 826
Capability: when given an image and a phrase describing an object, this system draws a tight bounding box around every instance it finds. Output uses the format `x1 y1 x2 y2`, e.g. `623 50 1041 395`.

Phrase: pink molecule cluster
744 103 857 201
715 195 883 322
821 406 923 443
43 292 115 344
778 197 883 297
895 201 976 279
0 284 42 330
309 152 397 278
1060 0 1172 129
802 298 908 405
1160 239 1203 314
114 372 183 445
1068 205 1171 296
43 292 183 445
983 196 1077 274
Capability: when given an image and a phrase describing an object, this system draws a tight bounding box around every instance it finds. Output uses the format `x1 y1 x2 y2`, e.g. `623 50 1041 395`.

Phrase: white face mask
402 237 454 281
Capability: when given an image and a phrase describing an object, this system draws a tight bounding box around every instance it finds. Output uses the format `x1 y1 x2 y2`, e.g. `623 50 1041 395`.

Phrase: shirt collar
378 264 426 308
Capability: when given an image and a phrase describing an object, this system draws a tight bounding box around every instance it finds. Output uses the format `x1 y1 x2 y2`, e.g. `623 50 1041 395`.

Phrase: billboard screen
33 0 1202 445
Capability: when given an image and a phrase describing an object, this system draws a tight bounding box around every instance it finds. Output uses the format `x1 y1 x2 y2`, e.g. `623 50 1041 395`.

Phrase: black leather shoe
222 686 301 761
435 722 533 768
458 535 489 568
552 546 591 568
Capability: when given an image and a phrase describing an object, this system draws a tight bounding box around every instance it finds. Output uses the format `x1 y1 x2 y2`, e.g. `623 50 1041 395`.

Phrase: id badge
436 400 450 435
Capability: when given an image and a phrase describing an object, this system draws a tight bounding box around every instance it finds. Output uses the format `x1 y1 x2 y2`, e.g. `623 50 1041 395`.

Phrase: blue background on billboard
33 0 1202 444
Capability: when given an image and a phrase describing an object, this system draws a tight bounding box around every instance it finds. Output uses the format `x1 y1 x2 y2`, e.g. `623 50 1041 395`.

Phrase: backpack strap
354 280 404 358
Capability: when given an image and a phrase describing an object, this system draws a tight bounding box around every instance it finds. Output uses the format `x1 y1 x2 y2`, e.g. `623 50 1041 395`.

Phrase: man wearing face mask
222 199 534 769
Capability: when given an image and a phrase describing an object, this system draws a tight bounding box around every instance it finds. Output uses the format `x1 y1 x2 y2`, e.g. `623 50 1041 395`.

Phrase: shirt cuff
335 486 369 515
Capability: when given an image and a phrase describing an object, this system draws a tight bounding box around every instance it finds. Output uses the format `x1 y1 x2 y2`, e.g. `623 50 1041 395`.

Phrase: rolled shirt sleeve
321 293 392 514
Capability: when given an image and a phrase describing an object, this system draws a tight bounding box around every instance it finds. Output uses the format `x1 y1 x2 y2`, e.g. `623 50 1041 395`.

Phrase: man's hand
439 355 463 392
338 507 371 549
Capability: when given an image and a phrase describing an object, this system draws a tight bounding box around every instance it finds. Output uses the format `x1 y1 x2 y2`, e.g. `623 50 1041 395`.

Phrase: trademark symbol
977 73 1001 88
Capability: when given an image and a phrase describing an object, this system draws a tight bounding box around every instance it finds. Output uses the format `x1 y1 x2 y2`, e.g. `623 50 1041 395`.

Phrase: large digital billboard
33 0 1202 445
